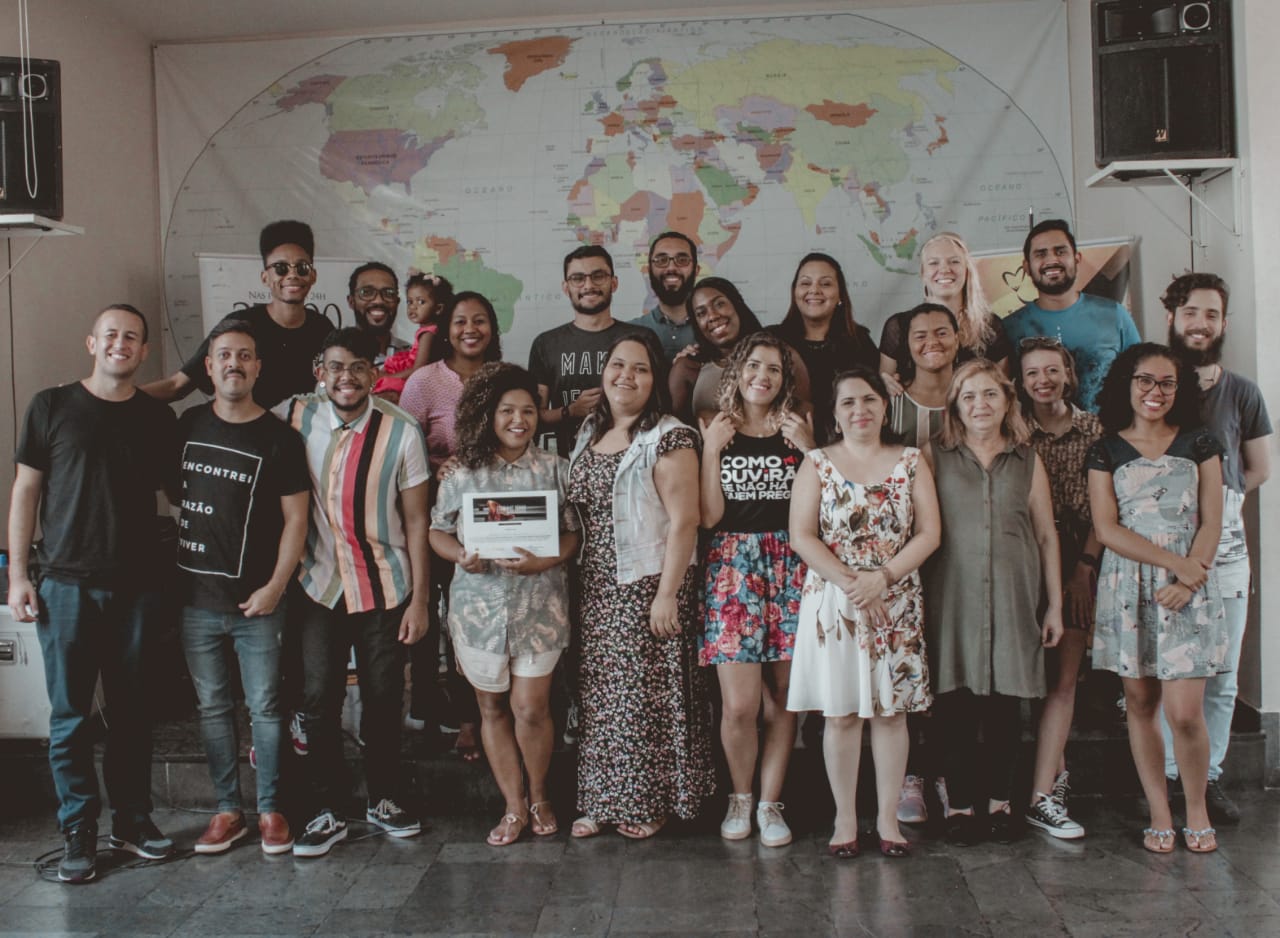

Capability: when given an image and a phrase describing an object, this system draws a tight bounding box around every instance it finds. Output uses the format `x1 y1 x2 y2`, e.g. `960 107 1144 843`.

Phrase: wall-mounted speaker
0 56 62 219
1092 1 1234 165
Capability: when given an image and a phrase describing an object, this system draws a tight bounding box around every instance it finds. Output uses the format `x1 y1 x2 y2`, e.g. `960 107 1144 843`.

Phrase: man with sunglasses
1159 272 1272 825
144 220 333 409
528 245 644 455
628 231 698 363
274 328 431 857
1002 219 1140 411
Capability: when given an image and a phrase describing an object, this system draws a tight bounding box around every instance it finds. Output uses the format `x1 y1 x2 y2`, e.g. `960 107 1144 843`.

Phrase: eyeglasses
1019 336 1065 351
355 285 400 302
566 270 613 286
651 253 693 270
1132 374 1178 394
265 261 314 277
322 361 373 378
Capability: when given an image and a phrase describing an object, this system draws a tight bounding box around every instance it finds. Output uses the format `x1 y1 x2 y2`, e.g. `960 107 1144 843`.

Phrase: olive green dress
924 441 1045 699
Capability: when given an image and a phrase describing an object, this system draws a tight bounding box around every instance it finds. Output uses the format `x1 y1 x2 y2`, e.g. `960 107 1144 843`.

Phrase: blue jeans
36 577 162 831
297 593 408 814
1162 594 1248 781
180 604 285 813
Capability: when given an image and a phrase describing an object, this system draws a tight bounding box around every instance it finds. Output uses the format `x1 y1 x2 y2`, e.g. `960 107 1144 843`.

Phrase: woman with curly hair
698 332 813 847
429 363 580 846
1088 343 1226 854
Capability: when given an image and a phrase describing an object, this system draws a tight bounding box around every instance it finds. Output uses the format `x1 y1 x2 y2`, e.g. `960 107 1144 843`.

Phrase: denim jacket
570 413 698 583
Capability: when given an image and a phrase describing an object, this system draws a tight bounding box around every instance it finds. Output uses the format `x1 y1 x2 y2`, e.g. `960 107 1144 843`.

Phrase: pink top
399 359 462 470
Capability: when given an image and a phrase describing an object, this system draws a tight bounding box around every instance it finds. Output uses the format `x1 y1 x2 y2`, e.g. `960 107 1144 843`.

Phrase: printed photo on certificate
459 489 558 559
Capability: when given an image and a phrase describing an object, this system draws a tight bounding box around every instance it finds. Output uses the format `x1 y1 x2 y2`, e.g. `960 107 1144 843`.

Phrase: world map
161 14 1072 362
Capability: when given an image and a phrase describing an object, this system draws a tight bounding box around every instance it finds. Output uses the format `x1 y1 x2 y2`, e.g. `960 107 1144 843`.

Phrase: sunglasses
265 261 314 277
1018 336 1065 351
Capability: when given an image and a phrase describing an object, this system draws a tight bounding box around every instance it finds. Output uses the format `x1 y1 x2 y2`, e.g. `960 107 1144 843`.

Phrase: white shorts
453 641 562 694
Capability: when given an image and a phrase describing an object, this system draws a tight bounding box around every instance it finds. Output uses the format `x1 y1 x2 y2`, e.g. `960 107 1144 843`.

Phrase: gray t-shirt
1202 370 1272 584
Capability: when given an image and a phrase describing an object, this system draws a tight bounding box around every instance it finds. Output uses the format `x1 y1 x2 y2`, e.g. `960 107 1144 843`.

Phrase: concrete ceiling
86 0 991 44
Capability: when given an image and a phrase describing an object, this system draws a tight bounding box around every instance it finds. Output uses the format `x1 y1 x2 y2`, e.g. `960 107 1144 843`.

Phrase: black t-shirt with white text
176 405 310 612
15 383 177 586
715 431 801 533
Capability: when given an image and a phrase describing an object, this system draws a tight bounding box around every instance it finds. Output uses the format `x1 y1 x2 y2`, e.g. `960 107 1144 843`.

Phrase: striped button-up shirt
276 392 429 612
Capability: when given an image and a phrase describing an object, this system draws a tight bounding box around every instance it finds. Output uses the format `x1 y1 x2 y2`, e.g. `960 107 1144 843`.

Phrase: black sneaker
1206 779 1241 826
366 798 422 838
988 807 1020 844
292 810 348 857
944 812 984 847
1025 793 1085 840
109 816 175 860
58 824 97 883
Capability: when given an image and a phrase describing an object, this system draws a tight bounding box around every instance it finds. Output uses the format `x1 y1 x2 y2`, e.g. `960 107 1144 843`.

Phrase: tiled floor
2 792 1278 937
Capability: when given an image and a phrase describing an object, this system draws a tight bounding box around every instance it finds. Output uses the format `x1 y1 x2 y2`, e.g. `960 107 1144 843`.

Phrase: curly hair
1096 342 1201 434
714 332 799 429
588 331 672 443
453 362 541 469
427 291 503 364
1160 271 1229 316
939 358 1031 449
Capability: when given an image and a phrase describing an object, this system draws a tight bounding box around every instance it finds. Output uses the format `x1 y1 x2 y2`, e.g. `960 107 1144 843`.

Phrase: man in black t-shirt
143 220 332 409
528 245 644 455
7 304 178 884
175 319 310 857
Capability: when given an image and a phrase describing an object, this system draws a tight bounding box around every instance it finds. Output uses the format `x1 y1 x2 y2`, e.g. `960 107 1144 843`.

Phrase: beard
649 268 692 307
570 292 612 316
1031 268 1075 296
1168 325 1225 367
355 306 396 335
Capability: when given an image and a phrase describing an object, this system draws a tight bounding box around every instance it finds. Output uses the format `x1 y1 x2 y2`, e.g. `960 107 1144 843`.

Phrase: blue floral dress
786 447 931 717
1088 429 1228 679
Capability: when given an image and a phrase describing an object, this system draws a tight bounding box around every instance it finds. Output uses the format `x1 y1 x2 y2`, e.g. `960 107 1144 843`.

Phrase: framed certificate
459 489 558 559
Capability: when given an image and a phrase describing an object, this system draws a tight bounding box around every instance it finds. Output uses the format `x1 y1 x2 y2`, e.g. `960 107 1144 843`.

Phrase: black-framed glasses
355 285 400 302
1132 374 1178 394
265 260 314 277
322 361 373 378
651 252 693 270
566 270 613 286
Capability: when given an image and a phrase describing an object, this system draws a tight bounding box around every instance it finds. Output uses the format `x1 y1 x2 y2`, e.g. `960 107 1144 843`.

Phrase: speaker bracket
0 212 83 286
1086 158 1241 246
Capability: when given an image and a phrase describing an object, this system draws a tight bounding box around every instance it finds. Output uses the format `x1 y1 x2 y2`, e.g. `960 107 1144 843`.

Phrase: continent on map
488 37 577 92
414 236 524 332
319 130 451 194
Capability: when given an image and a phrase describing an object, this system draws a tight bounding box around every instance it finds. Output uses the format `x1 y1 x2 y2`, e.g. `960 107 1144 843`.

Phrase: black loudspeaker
1092 1 1234 165
0 56 62 219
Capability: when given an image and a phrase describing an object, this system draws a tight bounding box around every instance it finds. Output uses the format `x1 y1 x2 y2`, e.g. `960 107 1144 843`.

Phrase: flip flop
1182 827 1217 854
618 818 666 840
529 801 558 836
486 812 527 847
1142 827 1175 854
571 816 604 838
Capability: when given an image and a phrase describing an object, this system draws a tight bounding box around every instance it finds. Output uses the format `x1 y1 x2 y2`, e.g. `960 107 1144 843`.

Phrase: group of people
5 216 1270 886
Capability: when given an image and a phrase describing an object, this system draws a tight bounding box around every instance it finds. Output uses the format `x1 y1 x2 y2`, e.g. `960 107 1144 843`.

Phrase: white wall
0 0 161 548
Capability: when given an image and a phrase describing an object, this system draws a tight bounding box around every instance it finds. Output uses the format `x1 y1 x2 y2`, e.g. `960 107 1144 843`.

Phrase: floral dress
567 428 713 823
786 446 931 717
1088 430 1228 679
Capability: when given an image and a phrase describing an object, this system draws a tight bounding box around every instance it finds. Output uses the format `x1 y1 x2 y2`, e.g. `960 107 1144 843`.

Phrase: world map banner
156 2 1070 368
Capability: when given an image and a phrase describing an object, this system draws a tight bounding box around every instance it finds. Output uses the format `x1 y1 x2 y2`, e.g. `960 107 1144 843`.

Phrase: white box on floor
0 605 52 739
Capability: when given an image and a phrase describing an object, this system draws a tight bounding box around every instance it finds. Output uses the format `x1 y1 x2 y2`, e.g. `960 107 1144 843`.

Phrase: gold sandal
1142 827 1175 854
529 801 558 836
486 812 527 846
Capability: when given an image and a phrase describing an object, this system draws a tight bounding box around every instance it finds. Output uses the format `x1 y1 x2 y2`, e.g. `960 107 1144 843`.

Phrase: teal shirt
1002 293 1141 411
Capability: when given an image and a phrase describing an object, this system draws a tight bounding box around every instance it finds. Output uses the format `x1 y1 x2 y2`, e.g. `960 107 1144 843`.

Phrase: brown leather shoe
194 811 247 854
258 812 293 855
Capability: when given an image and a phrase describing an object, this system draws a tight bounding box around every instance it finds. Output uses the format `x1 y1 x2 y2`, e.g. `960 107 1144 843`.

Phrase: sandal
571 815 604 839
618 817 666 840
486 812 527 846
879 838 911 858
1142 827 1176 854
1182 827 1218 854
828 839 860 859
529 801 559 837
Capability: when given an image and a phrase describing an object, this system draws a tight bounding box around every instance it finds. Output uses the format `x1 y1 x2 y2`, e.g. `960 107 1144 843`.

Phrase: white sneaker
897 775 928 824
935 777 952 816
756 801 792 847
1025 793 1085 840
720 793 752 840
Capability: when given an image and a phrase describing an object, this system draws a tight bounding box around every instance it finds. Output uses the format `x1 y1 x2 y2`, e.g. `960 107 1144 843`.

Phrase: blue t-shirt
1002 293 1141 411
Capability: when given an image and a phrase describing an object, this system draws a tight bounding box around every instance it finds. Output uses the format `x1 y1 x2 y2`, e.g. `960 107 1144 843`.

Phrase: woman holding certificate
429 363 580 846
567 331 714 839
